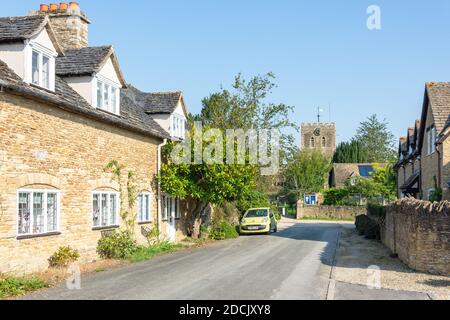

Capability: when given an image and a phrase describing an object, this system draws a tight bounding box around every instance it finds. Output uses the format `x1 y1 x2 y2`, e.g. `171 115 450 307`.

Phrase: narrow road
23 219 429 300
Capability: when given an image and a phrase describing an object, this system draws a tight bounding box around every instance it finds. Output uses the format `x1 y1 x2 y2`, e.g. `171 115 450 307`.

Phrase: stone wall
296 203 365 220
0 93 163 275
382 198 450 276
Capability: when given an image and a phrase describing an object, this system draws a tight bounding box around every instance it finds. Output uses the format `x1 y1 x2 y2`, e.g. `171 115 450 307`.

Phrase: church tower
301 122 336 157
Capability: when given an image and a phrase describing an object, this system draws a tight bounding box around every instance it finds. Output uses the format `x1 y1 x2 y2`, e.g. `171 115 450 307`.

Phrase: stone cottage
395 82 450 201
0 3 186 274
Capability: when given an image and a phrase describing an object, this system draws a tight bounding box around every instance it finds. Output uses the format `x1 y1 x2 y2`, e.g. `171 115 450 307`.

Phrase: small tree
333 139 369 163
283 150 331 200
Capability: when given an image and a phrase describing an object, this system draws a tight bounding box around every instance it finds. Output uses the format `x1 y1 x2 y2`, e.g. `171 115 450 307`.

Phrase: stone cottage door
167 197 176 242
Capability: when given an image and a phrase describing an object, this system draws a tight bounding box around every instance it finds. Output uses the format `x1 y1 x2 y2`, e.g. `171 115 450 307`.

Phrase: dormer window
28 45 56 91
171 114 186 140
95 76 120 115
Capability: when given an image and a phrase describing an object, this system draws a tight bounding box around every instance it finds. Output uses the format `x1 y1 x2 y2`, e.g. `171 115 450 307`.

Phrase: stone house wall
382 198 450 276
420 104 439 200
0 93 163 275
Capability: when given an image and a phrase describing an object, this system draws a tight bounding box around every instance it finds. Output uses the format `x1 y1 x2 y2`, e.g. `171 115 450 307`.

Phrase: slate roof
0 15 46 42
122 85 182 114
425 82 450 133
56 46 113 77
0 59 169 140
330 163 374 188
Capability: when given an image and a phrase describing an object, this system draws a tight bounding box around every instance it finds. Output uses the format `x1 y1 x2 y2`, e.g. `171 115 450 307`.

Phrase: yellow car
239 208 278 235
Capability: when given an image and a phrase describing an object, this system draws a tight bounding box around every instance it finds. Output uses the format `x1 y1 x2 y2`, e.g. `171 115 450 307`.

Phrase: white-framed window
92 192 119 228
171 115 186 140
137 193 152 223
427 126 436 155
95 77 120 115
162 195 181 221
17 189 60 236
30 49 53 90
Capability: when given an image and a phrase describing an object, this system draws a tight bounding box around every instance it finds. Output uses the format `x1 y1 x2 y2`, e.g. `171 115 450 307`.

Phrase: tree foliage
354 114 396 162
333 139 369 163
283 150 332 200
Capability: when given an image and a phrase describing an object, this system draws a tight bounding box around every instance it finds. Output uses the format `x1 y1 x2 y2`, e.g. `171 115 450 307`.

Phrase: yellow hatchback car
239 208 278 235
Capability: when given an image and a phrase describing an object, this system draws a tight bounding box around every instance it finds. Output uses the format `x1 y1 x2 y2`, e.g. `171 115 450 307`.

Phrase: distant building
329 163 375 188
301 123 336 156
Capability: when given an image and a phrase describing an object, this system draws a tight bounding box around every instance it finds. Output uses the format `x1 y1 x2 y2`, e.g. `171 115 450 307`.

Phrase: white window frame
25 42 56 91
137 192 152 223
94 75 121 115
171 114 186 140
162 195 181 221
427 126 436 156
16 189 60 236
92 192 120 228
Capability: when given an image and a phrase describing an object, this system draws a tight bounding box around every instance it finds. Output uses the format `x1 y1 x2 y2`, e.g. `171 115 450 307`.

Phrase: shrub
209 220 239 240
355 215 380 240
0 277 47 299
48 246 80 267
367 203 386 218
355 215 370 236
97 230 138 260
237 191 270 214
322 188 350 206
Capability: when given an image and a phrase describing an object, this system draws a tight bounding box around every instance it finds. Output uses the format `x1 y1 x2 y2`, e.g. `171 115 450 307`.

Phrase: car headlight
241 219 247 224
262 218 268 223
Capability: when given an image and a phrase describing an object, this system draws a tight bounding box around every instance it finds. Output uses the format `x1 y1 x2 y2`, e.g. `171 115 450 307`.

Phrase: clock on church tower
301 122 336 156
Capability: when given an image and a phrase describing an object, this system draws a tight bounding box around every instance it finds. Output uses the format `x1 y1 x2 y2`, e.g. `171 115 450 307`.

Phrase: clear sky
5 0 450 144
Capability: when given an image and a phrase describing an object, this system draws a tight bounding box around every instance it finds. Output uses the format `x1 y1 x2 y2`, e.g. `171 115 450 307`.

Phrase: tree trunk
187 201 208 239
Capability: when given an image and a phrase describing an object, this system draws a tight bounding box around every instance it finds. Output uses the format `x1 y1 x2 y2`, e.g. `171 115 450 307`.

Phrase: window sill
17 232 61 240
138 221 152 225
92 225 120 231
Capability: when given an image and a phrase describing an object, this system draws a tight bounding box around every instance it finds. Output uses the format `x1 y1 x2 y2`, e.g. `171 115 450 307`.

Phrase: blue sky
5 1 450 144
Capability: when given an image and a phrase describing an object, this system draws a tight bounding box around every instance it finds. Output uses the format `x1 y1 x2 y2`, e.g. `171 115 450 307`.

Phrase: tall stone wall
383 198 450 276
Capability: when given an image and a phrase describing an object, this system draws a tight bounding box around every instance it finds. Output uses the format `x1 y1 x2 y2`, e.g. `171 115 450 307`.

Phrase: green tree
354 115 396 162
333 139 369 163
283 150 332 200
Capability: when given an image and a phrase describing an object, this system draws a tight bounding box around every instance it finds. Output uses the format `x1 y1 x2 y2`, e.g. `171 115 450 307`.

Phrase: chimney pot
69 2 79 9
40 4 49 12
59 2 69 11
49 3 58 11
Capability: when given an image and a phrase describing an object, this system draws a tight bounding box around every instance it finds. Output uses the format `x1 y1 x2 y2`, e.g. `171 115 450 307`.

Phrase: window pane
110 194 117 225
93 194 100 227
18 193 31 234
144 195 150 221
162 196 167 220
103 84 110 110
97 81 103 108
32 51 39 85
47 193 57 232
138 194 143 222
101 194 108 226
111 87 117 114
42 56 50 89
33 192 44 234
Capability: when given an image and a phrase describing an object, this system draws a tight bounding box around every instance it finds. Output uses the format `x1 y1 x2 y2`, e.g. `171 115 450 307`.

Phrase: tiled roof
123 85 182 114
0 15 46 42
56 46 113 76
0 59 169 140
425 82 450 133
331 163 374 188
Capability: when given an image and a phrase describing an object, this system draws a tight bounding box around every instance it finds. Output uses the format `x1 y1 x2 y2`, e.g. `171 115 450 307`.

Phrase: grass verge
0 276 48 300
126 241 186 263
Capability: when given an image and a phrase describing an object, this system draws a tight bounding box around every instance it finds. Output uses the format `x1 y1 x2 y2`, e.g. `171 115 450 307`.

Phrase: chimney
32 2 90 51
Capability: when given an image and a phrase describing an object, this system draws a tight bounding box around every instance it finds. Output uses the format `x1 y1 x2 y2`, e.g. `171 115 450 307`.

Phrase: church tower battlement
301 123 336 156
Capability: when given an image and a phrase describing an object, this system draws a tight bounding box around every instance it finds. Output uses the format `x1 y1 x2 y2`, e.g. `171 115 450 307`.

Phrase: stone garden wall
296 203 365 220
383 198 450 276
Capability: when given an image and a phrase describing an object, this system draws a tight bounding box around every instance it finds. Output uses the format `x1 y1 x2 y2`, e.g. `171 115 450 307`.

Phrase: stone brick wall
0 93 163 275
420 106 439 200
296 204 365 220
382 198 450 276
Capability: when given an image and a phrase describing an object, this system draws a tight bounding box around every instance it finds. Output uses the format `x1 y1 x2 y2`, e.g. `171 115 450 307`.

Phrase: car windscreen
245 209 269 218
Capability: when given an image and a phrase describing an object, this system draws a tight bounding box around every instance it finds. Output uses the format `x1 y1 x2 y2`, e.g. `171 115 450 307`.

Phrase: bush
355 215 380 240
367 203 386 218
0 277 47 299
97 230 138 260
209 220 239 240
48 246 80 267
322 188 350 206
237 191 270 214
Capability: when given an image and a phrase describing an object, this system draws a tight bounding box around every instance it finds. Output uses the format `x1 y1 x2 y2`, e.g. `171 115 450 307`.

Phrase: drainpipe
157 138 168 237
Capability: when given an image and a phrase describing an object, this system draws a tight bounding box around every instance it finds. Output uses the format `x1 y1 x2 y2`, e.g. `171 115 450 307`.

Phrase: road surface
23 219 429 300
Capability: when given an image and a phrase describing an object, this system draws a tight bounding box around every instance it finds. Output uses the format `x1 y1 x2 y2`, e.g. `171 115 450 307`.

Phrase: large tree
333 139 369 163
283 150 331 200
354 114 396 162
